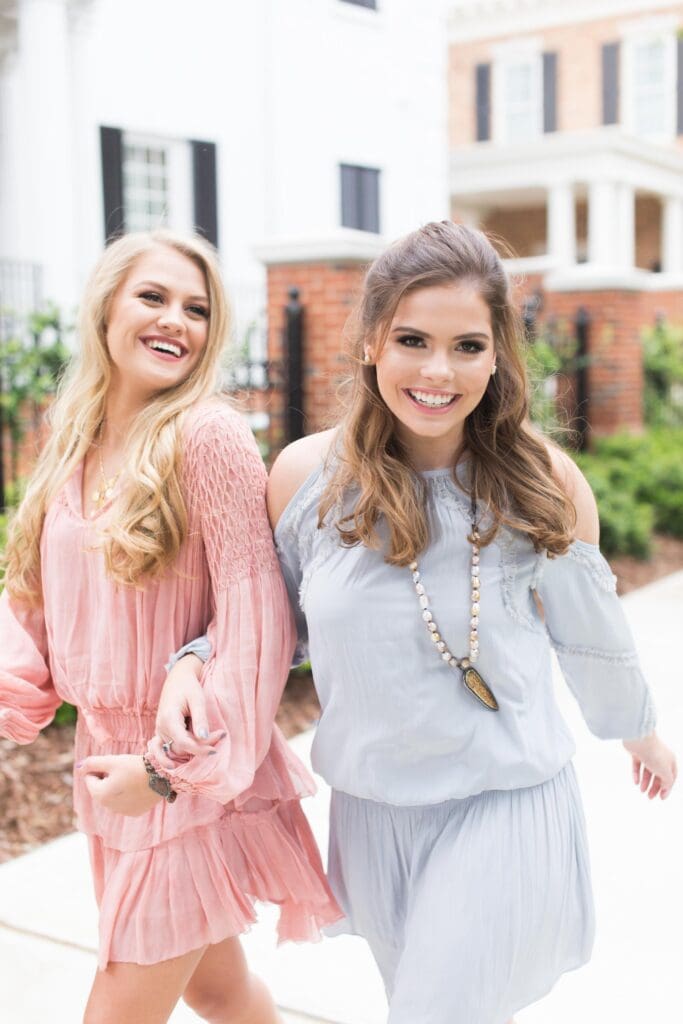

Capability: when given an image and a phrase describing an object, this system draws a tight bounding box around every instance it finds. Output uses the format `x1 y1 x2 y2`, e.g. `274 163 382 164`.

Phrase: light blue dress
177 462 656 1023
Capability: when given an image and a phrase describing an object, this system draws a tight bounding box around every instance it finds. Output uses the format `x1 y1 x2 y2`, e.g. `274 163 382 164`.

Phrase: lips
140 335 188 360
405 388 460 411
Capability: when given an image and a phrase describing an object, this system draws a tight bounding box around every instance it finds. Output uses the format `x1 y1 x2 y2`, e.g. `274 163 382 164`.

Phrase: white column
615 182 635 270
662 196 683 274
17 0 77 306
587 180 618 266
547 182 576 267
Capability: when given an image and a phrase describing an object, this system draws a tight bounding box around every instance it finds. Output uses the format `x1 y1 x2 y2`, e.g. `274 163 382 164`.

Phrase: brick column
257 234 385 458
543 288 645 437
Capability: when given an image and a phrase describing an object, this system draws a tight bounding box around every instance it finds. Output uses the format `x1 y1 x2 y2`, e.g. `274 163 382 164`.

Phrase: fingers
155 713 195 752
83 773 106 799
631 756 642 786
187 690 210 742
148 734 177 770
647 776 662 801
76 755 113 777
640 767 653 793
151 728 226 765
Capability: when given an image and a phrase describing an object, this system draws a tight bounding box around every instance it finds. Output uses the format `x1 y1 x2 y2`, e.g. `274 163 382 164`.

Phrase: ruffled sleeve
535 539 657 740
0 589 61 743
147 404 297 802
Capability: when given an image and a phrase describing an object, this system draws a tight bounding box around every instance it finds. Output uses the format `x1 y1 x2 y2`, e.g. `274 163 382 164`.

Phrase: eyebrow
390 326 490 341
135 280 209 303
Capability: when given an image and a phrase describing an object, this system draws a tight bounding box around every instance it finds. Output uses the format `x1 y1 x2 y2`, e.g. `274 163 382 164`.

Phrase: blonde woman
0 230 339 1024
157 222 676 1023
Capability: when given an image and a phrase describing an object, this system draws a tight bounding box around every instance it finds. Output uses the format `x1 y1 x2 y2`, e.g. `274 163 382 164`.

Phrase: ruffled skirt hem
89 800 341 970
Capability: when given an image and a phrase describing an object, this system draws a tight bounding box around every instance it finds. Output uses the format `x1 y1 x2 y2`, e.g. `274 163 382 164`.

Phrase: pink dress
0 402 340 968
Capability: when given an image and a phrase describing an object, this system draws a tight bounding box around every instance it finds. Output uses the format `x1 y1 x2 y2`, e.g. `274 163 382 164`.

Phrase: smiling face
370 282 496 470
104 245 210 403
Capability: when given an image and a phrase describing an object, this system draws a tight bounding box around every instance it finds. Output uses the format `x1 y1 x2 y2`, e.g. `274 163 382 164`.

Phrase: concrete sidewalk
1 571 682 1023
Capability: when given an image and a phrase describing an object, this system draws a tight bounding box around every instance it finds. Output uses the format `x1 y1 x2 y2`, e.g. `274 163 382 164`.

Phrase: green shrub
574 428 683 556
642 321 683 427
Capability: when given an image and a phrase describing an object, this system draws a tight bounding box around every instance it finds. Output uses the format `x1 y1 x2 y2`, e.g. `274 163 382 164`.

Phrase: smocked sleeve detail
536 540 656 740
146 404 296 801
0 590 61 743
182 404 279 587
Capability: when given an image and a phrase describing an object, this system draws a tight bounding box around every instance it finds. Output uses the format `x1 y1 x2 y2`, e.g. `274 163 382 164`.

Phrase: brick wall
449 5 683 146
265 261 367 454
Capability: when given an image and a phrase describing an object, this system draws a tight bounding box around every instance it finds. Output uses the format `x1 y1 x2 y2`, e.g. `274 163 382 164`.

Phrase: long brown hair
319 221 575 563
5 230 230 605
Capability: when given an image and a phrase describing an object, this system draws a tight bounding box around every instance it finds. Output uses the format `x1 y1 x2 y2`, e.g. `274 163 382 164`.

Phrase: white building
0 0 449 338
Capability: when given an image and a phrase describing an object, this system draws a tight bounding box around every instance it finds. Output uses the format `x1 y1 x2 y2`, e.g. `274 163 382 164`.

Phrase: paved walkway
1 571 681 1023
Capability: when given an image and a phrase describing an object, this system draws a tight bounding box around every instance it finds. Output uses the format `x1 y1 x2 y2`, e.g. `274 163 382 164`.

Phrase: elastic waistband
78 707 157 745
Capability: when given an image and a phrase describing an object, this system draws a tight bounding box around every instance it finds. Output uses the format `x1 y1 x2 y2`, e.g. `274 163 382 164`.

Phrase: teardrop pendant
462 666 499 711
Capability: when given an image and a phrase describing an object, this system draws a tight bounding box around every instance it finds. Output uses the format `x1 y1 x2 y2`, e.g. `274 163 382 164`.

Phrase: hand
623 732 677 800
153 654 222 769
76 754 162 816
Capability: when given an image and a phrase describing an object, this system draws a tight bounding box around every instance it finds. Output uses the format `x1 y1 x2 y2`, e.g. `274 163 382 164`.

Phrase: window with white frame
627 33 676 139
494 53 543 144
122 135 193 233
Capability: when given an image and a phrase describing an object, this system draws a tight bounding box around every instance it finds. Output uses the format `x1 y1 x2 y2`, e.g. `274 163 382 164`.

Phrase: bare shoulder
267 429 337 529
545 441 600 545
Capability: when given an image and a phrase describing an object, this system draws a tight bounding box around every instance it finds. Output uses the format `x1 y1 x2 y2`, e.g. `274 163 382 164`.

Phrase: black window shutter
100 126 124 242
543 52 557 133
475 63 491 141
360 167 380 234
341 165 356 228
602 42 620 125
340 164 380 233
677 35 683 135
191 140 218 248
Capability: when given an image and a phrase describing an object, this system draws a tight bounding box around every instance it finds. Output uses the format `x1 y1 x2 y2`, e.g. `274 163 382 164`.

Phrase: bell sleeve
147 406 297 802
535 538 657 740
0 589 61 743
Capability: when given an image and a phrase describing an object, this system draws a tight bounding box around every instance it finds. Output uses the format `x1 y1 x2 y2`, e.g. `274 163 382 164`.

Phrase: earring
491 365 497 376
363 353 372 364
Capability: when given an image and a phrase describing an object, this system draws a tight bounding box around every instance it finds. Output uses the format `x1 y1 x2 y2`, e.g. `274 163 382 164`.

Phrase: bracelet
142 755 178 803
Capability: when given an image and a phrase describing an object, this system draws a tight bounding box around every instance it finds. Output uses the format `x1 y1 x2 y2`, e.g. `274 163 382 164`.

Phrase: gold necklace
409 497 499 711
90 425 121 516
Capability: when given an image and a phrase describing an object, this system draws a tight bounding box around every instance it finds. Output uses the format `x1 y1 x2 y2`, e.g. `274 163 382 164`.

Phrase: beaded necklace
409 495 499 711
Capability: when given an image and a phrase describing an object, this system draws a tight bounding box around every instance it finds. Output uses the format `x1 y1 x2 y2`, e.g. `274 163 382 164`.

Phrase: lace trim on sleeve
566 543 617 592
183 404 279 589
548 639 640 665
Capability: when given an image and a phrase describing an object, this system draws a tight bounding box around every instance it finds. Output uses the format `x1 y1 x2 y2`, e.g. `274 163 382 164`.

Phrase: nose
156 304 185 335
420 349 453 383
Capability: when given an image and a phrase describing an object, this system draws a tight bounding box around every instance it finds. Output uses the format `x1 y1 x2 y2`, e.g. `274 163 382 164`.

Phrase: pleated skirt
327 762 595 1024
89 800 341 970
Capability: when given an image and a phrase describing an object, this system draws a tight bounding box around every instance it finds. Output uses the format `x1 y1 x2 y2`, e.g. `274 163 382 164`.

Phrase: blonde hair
5 229 230 604
320 221 576 563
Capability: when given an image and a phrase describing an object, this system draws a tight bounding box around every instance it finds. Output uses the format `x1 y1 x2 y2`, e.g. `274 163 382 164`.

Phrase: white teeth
147 340 182 358
408 389 455 408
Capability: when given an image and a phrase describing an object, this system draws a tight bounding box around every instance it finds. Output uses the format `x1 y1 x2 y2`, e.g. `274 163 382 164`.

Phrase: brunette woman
157 222 676 1024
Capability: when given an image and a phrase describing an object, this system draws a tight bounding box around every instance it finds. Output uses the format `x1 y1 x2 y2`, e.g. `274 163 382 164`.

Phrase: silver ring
161 739 173 755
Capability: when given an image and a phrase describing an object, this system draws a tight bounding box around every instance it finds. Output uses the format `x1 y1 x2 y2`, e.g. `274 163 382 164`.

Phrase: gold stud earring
363 353 372 364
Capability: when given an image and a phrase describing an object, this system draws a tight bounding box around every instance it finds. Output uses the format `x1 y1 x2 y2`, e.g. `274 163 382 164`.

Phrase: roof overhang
451 128 683 206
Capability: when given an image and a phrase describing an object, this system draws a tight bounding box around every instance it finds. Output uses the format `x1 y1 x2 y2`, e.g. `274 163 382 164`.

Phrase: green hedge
574 429 683 558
